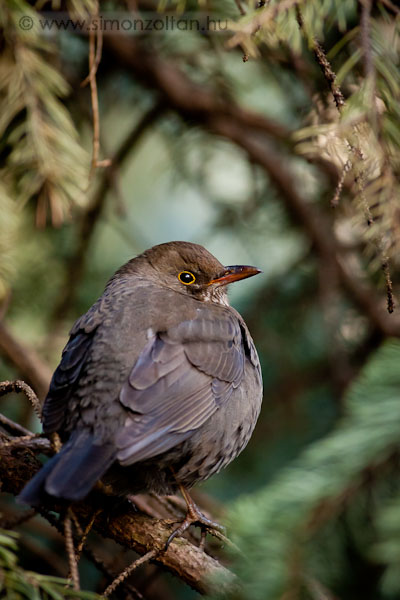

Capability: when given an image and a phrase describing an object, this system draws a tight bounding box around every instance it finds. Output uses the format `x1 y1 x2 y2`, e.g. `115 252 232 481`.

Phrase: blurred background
1 1 400 598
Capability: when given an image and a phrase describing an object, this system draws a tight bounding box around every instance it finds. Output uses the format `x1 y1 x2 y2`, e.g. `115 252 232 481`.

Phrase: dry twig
296 3 395 313
101 549 158 598
0 413 32 437
84 2 110 173
0 379 42 421
64 510 80 591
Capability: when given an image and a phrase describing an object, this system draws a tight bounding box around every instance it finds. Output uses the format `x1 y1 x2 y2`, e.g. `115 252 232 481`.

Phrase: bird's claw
164 503 225 550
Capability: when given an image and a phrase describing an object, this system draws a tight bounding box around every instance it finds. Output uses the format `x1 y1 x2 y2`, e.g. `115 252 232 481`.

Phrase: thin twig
81 10 103 88
86 1 110 174
380 0 400 13
295 6 345 110
296 3 395 313
331 160 351 208
0 380 42 421
360 0 374 81
234 0 246 16
64 511 80 591
88 23 100 172
0 413 32 437
204 527 243 555
76 508 102 556
101 550 158 598
84 546 145 600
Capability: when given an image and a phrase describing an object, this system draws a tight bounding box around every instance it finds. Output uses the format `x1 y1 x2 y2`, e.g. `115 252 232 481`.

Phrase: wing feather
116 310 246 466
42 331 95 433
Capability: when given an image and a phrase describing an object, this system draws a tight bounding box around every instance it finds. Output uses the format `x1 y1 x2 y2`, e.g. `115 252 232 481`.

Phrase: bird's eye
178 271 196 285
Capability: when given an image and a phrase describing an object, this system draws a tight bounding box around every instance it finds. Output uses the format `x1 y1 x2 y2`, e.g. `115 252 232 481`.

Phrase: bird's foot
165 486 225 550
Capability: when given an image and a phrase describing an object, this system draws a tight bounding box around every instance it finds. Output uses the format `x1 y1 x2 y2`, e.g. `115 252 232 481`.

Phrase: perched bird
19 241 263 538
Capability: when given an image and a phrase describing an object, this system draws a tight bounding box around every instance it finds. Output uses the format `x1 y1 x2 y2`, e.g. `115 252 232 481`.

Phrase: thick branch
0 432 236 595
105 36 290 141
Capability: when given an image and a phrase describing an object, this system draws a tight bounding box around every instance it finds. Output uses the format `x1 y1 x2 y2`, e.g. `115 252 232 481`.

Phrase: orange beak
209 265 262 286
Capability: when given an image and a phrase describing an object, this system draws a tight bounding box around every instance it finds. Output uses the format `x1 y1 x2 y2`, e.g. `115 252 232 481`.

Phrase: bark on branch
0 428 236 595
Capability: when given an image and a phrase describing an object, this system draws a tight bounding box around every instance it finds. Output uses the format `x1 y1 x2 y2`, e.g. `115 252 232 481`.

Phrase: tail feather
18 430 116 506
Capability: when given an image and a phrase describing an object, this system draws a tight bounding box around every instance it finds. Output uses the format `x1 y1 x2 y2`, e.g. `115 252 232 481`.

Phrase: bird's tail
18 430 116 506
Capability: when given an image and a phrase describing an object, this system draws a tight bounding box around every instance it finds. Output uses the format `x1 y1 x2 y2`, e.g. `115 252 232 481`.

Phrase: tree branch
105 35 290 142
0 429 236 595
104 35 400 338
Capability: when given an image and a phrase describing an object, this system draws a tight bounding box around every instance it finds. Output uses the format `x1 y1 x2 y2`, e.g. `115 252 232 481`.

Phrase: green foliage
0 530 100 599
0 0 90 229
228 1 400 283
224 340 400 599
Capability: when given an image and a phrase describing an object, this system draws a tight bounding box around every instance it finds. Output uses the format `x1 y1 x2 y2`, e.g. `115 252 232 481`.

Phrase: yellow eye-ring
178 271 196 285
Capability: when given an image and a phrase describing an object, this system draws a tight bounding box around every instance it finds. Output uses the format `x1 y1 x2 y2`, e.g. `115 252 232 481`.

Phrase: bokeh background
1 1 400 599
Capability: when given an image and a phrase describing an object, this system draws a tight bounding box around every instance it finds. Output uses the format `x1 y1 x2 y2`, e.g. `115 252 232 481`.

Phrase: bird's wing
42 301 104 434
116 307 246 465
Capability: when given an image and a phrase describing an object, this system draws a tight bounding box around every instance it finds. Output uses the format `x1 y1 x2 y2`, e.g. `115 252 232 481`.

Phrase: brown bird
19 241 263 540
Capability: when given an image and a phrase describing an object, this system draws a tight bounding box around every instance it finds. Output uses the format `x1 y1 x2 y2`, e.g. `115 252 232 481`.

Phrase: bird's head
137 241 262 305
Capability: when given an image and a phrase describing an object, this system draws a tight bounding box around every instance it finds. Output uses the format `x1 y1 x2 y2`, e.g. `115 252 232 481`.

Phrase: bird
19 241 263 541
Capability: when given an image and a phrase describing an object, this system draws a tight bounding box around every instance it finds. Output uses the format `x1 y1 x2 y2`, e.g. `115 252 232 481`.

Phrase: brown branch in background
81 9 103 88
0 325 52 401
50 102 165 330
0 424 236 595
380 0 400 14
360 0 374 83
105 36 290 141
104 35 400 334
0 413 33 437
